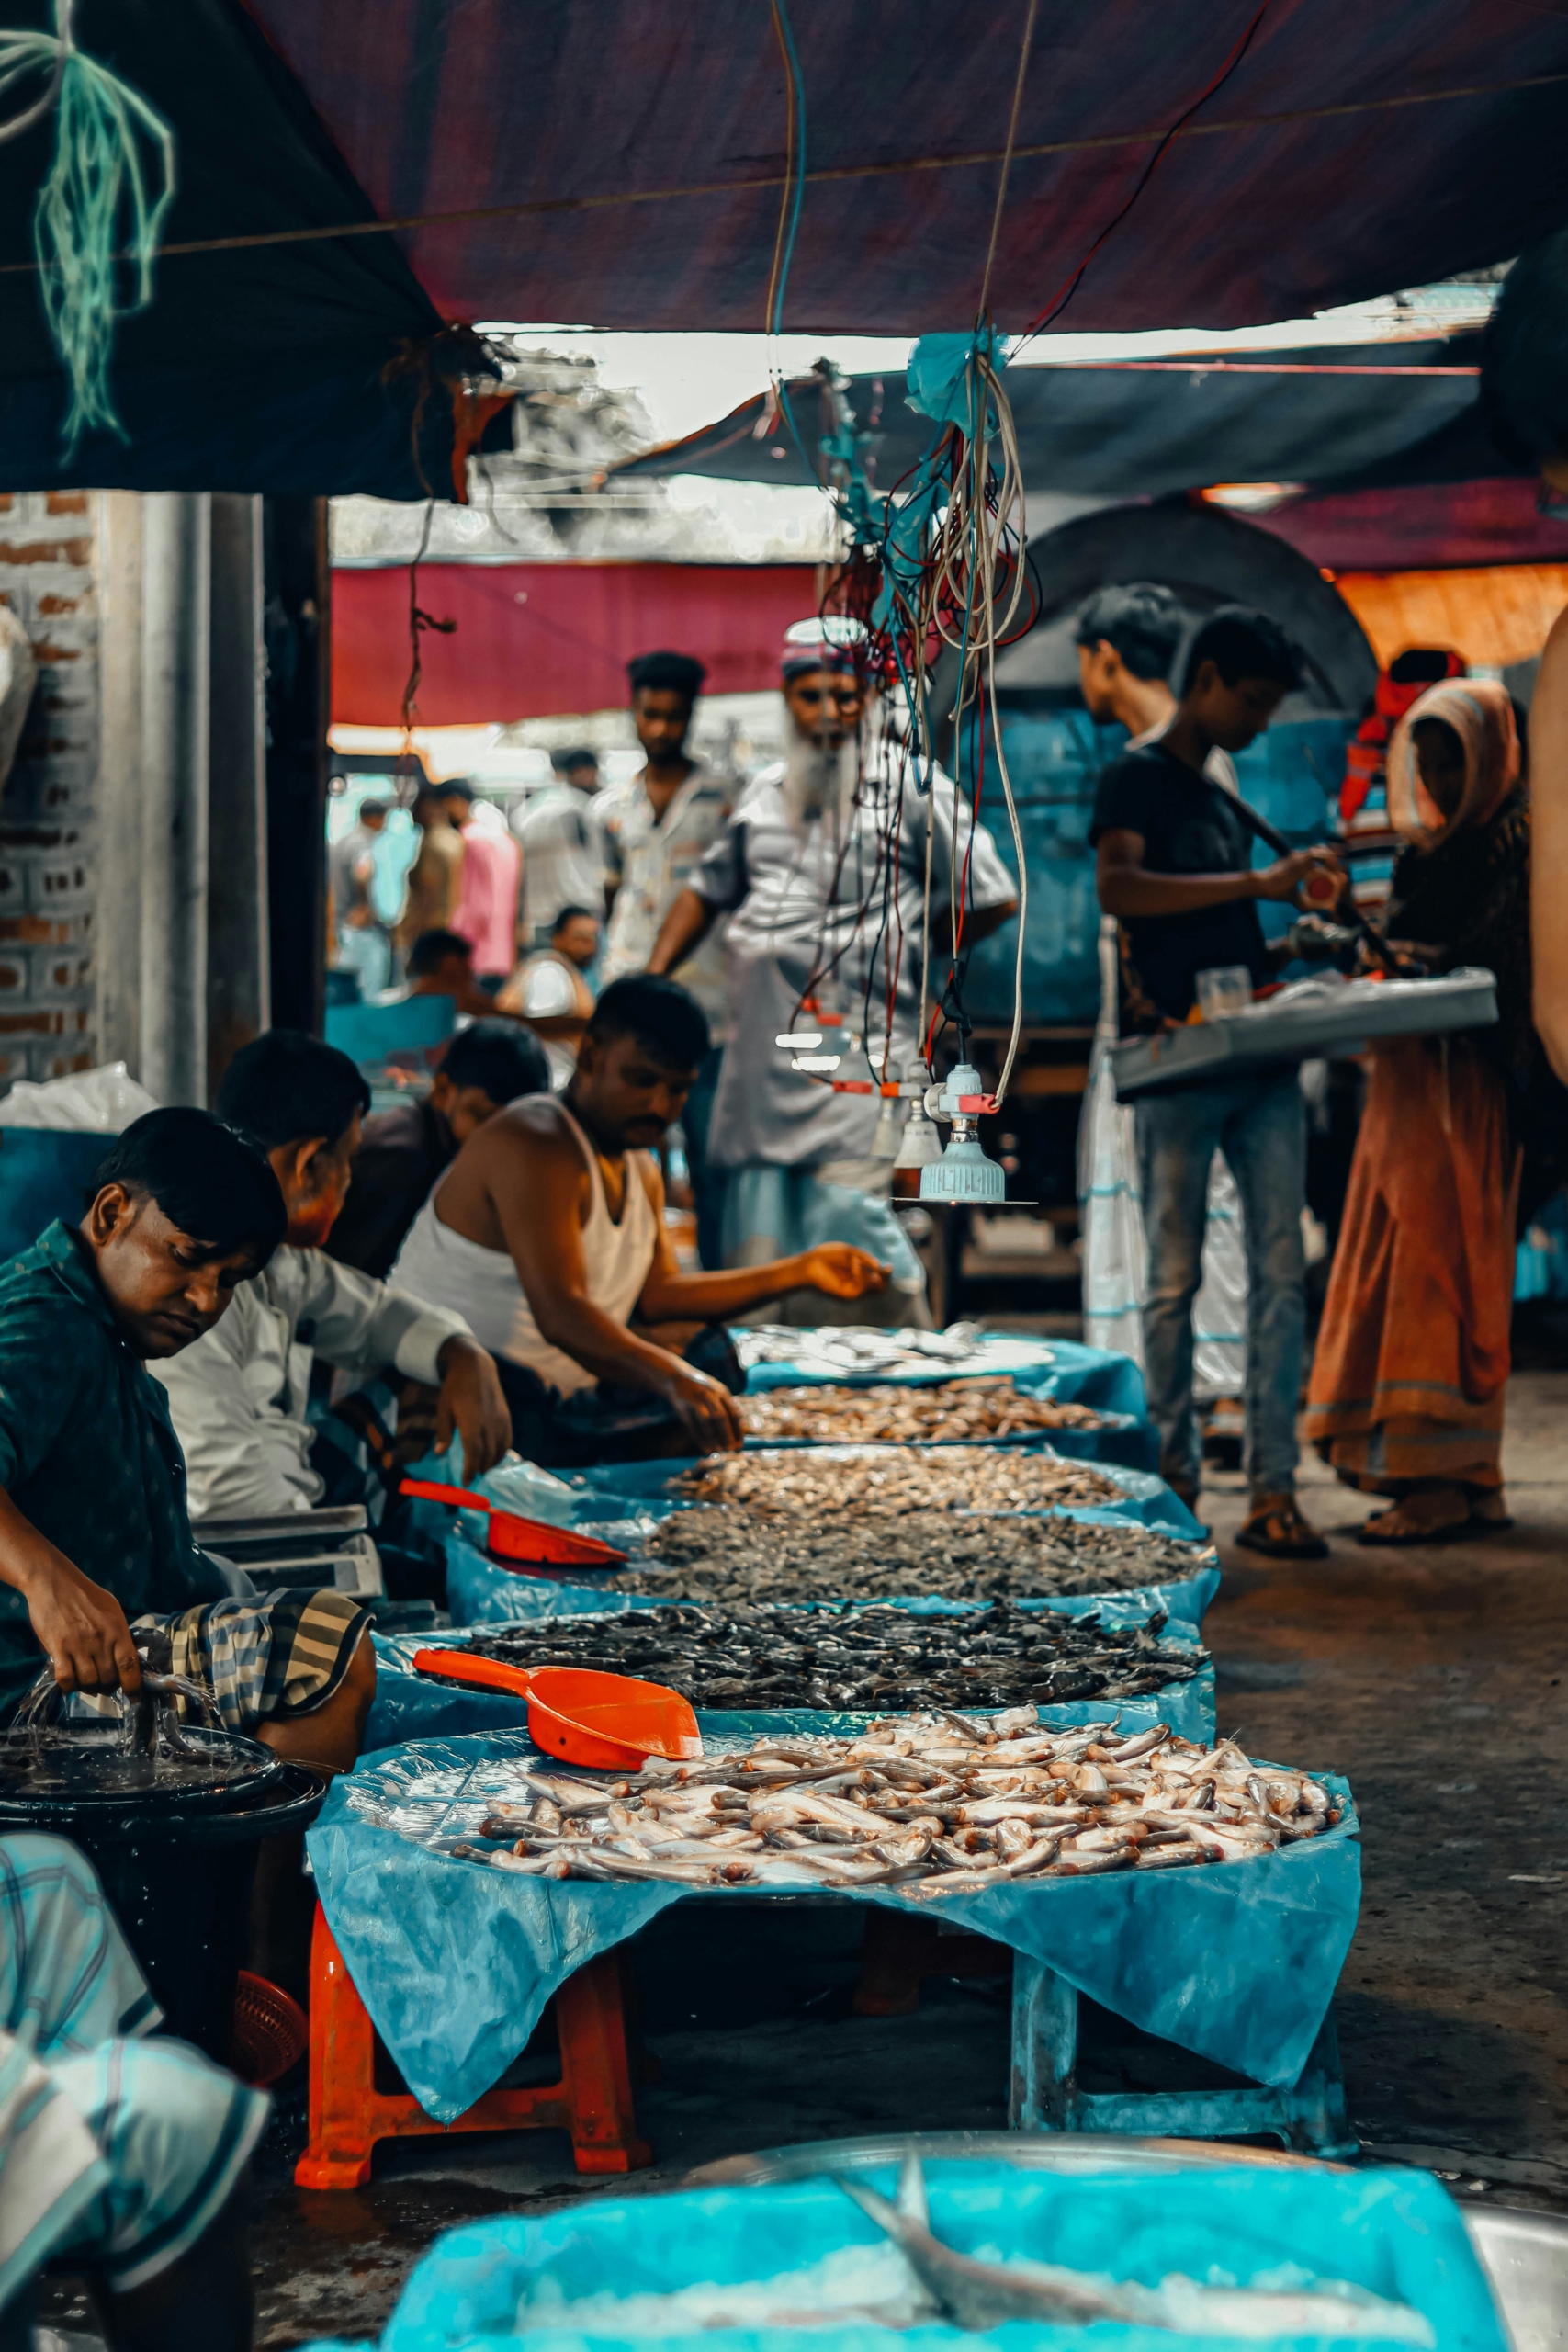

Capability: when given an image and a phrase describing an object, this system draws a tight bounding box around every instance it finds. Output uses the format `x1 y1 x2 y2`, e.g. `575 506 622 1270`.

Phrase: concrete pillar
140 493 210 1106
96 491 142 1077
207 494 268 1096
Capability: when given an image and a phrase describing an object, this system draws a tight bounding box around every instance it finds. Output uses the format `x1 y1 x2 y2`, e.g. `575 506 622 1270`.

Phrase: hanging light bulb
919 1061 1007 1204
871 1064 907 1159
892 1091 942 1170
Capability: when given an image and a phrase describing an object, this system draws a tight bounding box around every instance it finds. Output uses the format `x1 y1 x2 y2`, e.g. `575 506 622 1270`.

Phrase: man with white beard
647 622 1017 1326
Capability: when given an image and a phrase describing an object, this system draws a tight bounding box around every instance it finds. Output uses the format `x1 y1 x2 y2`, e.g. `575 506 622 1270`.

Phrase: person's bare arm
1096 831 1337 918
933 896 1018 953
637 1204 888 1324
482 1109 743 1451
1532 602 1568 1083
646 887 717 974
0 1487 142 1693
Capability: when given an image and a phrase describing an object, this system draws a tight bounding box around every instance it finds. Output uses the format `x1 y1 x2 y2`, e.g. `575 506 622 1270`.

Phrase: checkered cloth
136 1590 369 1736
0 1837 266 2309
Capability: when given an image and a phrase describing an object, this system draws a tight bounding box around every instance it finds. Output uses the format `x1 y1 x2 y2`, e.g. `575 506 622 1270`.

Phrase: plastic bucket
0 1761 325 2062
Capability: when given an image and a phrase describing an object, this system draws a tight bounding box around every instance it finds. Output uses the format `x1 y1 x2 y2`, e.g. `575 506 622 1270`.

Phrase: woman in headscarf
1305 678 1537 1543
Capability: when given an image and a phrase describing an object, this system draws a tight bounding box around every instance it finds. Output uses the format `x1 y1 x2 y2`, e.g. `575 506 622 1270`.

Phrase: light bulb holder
919 1122 1008 1204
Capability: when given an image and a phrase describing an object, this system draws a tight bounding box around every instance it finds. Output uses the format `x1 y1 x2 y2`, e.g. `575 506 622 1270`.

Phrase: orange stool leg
556 1950 652 2175
295 1912 652 2189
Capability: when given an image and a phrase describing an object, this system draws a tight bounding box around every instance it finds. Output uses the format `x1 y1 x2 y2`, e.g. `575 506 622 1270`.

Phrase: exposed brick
0 539 90 566
44 492 88 515
35 594 82 616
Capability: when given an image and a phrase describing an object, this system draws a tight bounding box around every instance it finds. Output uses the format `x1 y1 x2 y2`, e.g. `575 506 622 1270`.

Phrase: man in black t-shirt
1089 606 1341 1559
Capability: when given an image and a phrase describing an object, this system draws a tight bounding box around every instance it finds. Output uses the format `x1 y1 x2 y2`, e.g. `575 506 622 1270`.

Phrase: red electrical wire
1015 0 1272 346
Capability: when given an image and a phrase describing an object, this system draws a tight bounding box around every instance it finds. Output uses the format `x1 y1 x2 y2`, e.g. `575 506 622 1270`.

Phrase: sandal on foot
1355 1509 1475 1547
1234 1497 1328 1560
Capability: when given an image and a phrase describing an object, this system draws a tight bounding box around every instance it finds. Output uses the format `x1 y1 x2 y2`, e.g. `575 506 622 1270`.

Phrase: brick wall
0 492 97 1092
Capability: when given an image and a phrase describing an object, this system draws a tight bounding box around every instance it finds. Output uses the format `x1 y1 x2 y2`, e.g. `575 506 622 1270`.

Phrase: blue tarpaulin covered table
309 1730 1359 2129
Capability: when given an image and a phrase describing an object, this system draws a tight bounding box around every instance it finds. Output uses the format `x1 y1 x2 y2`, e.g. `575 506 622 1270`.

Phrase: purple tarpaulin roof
244 0 1568 335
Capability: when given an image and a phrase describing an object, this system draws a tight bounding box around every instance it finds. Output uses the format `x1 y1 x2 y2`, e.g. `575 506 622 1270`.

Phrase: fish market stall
307 1715 1359 2152
366 1600 1214 1750
732 1327 1156 1470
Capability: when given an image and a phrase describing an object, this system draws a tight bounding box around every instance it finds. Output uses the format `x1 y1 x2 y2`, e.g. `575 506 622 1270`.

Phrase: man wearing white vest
391 974 888 1465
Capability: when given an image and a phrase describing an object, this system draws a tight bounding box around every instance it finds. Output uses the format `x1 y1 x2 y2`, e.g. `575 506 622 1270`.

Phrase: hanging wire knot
381 322 516 502
0 0 175 453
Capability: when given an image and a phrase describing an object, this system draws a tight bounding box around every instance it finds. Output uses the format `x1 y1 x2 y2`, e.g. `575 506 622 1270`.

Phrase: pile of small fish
610 1508 1205 1607
738 1377 1105 1446
450 1711 1340 1893
460 1599 1201 1713
671 1446 1121 1518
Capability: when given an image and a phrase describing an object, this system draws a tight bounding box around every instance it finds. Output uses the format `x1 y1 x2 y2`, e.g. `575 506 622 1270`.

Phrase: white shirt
595 762 733 1031
150 1248 472 1523
515 785 604 938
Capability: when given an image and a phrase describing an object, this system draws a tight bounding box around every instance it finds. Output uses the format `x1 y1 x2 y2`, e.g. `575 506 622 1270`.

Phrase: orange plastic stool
854 1907 1011 2017
295 1912 652 2188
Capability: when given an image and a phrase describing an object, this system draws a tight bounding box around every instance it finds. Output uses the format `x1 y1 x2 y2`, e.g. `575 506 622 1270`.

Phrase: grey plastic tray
1109 967 1497 1100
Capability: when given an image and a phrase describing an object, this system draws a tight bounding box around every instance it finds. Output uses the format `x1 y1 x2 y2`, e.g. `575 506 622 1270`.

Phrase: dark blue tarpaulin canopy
2 1 1568 492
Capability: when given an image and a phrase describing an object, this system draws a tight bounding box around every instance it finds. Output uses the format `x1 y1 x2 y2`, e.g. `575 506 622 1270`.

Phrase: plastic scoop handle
400 1477 496 1513
412 1648 535 1697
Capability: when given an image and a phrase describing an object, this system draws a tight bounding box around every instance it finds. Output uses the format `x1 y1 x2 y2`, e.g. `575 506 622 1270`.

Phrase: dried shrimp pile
451 1713 1340 1892
738 1377 1105 1445
671 1446 1120 1519
463 1598 1200 1713
611 1507 1205 1607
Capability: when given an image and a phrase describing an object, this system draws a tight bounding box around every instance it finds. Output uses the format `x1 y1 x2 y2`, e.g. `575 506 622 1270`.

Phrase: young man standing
390 975 888 1464
393 785 465 964
517 747 604 950
598 649 734 1261
444 779 522 993
1090 606 1341 1558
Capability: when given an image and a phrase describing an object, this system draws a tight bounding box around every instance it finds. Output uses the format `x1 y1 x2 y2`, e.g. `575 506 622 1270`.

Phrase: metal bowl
685 2132 1568 2352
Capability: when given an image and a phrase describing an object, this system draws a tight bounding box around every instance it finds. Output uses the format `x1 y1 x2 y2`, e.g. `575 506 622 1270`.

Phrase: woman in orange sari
1305 679 1533 1544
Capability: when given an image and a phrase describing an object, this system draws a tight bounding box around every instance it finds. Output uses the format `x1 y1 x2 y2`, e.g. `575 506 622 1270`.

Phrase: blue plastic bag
309 1732 1359 2124
367 2160 1502 2352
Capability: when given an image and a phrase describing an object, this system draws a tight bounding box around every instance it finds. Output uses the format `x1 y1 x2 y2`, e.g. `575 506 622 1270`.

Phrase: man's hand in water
24 1553 141 1692
798 1244 890 1301
434 1336 513 1478
660 1359 745 1453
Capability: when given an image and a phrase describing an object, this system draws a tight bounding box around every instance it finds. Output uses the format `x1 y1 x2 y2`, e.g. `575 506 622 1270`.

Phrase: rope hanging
0 0 175 452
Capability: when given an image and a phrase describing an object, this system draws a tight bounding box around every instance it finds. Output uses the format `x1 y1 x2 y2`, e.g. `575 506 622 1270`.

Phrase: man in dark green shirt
0 1110 375 1748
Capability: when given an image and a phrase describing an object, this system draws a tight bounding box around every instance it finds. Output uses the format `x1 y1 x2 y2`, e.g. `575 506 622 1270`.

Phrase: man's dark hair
1074 584 1182 683
357 797 389 822
1181 606 1301 696
407 928 473 978
442 778 474 804
551 746 599 775
215 1030 371 1154
442 1021 550 1103
587 974 709 1071
627 650 706 700
91 1108 286 1262
1482 232 1568 469
552 903 597 935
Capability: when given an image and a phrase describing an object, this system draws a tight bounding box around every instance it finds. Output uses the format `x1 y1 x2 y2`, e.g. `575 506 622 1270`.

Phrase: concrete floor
38 1368 1568 2349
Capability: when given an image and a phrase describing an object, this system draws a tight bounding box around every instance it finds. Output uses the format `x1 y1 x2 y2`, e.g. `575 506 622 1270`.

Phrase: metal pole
207 493 269 1097
140 492 211 1105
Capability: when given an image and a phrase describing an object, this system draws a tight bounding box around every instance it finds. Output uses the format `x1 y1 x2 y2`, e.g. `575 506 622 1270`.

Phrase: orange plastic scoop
399 1478 627 1573
412 1647 703 1770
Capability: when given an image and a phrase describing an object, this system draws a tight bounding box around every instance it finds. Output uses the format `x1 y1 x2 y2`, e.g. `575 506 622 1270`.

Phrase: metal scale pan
1109 967 1497 1100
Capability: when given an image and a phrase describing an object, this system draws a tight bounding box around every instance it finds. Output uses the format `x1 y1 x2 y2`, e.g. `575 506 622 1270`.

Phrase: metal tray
1110 967 1497 1100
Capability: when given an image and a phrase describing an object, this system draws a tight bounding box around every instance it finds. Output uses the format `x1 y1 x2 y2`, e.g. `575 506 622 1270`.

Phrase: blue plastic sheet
440 1524 1221 1642
365 1607 1215 1754
309 1731 1359 2124
352 2159 1503 2352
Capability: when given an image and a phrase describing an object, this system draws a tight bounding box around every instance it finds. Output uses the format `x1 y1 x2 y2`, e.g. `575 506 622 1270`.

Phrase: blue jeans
1134 1071 1306 1498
